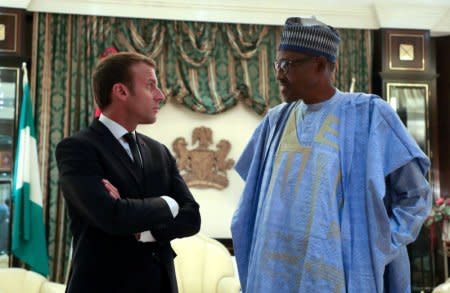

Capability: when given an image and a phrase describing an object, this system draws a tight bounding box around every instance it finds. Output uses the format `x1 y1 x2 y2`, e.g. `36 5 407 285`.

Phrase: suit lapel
90 120 142 186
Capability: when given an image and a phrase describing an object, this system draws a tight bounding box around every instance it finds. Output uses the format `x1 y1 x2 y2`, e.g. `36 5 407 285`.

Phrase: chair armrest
0 268 46 293
433 280 450 293
0 255 9 268
40 281 66 293
217 276 241 293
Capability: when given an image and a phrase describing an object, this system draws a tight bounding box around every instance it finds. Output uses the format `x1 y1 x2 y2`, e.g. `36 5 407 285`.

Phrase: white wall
137 100 262 238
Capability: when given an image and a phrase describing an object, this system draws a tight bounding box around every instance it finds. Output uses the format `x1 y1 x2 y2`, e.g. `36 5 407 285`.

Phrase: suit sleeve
150 146 201 241
56 136 174 236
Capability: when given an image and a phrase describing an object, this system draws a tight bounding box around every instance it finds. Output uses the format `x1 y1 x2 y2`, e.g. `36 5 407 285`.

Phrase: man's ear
111 83 129 102
315 56 328 73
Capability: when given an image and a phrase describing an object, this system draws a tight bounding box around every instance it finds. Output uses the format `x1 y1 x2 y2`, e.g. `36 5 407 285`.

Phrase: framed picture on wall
0 8 24 56
0 67 20 175
0 12 17 53
386 82 429 155
0 66 20 117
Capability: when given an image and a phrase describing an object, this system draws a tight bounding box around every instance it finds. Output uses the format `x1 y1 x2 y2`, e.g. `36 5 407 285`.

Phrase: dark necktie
123 132 143 168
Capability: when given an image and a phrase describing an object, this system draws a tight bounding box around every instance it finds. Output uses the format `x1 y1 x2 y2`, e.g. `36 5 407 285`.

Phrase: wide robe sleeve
366 99 431 292
339 94 431 292
231 102 295 291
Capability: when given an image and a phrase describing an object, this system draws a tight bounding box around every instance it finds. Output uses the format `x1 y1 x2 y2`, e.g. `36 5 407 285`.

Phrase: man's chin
140 117 157 125
282 95 301 103
280 88 300 103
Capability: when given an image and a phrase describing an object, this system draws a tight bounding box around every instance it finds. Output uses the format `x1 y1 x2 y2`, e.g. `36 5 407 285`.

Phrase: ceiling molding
432 8 450 36
1 0 449 36
25 0 380 28
0 0 31 9
375 4 448 30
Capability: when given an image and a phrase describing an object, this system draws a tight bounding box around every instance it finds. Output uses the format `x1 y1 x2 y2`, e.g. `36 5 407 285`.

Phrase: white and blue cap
279 17 340 62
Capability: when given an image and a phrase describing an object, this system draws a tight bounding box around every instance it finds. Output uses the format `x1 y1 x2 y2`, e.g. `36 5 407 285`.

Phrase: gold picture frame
0 67 20 121
386 82 429 155
388 33 425 71
0 12 18 53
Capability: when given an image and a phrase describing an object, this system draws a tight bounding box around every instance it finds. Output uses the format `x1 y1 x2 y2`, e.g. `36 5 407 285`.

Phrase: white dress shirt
98 114 179 242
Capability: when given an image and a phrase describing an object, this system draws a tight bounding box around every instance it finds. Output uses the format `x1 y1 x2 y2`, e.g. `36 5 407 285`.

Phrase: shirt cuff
161 195 179 218
138 230 156 242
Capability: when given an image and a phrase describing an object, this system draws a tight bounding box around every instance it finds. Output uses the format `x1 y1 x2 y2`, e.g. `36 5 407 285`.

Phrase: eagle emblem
172 126 234 190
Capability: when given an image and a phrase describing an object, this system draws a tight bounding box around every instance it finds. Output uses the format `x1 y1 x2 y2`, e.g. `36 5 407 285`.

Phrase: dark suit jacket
56 119 201 293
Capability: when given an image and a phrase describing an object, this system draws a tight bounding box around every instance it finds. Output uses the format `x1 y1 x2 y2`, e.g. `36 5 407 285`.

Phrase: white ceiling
2 0 450 36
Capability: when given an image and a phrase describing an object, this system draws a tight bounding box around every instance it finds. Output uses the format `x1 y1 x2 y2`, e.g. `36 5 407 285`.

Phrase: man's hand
102 179 120 199
101 179 140 240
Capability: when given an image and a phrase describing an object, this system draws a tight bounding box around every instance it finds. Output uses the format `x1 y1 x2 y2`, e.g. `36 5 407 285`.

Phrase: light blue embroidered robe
231 90 431 293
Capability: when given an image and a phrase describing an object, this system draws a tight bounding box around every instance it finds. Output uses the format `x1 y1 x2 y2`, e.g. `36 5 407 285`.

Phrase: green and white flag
11 63 49 276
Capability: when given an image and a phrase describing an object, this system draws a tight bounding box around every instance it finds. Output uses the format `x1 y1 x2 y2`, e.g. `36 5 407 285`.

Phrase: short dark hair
92 52 155 110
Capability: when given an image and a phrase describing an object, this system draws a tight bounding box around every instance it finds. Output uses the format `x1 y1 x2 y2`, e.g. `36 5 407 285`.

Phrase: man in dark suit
56 52 201 293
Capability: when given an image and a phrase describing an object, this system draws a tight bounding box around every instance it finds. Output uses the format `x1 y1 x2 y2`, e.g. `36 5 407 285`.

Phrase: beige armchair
171 233 241 293
0 268 65 293
0 233 240 293
0 254 8 268
434 279 450 293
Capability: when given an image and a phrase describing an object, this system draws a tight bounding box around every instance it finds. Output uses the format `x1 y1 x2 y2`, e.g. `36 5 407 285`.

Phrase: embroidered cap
279 17 340 62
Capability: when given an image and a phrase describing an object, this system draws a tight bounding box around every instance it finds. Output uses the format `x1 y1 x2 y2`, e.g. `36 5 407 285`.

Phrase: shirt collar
98 114 134 140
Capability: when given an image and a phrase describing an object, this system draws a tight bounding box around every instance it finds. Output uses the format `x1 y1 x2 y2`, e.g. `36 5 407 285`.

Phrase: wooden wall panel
436 36 450 198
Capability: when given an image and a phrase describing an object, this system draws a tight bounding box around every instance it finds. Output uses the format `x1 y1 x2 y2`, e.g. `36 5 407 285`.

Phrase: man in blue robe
231 17 432 293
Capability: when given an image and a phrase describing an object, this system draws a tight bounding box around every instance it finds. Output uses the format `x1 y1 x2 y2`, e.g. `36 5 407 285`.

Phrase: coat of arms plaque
172 126 234 190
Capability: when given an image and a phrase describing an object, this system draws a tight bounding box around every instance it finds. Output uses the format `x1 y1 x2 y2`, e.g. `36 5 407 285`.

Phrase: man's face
275 50 317 103
126 62 165 124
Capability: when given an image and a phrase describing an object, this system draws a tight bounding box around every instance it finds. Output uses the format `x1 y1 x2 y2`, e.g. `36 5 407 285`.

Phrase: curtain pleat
336 29 371 93
34 13 115 281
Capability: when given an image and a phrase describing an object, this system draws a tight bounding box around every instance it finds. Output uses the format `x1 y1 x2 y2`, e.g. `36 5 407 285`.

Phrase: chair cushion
0 268 46 293
171 233 239 293
40 281 66 293
0 255 8 268
433 279 450 293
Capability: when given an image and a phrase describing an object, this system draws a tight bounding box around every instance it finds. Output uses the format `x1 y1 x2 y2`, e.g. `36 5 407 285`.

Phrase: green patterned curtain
336 29 371 93
33 13 116 282
225 24 282 114
114 19 166 58
166 21 232 113
32 12 372 282
113 20 282 114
